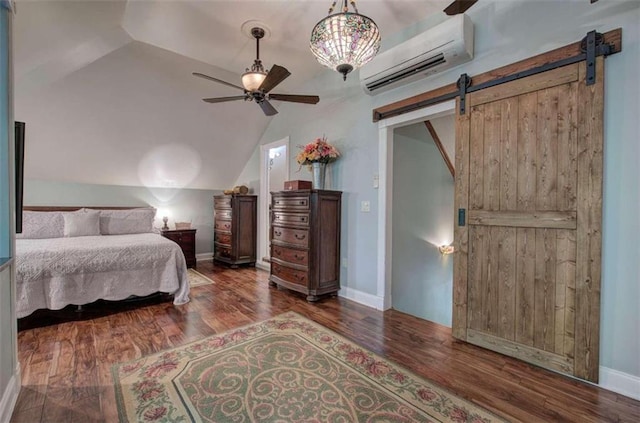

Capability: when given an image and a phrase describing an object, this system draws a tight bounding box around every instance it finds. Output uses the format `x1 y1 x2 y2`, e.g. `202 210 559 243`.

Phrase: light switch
373 174 379 189
361 201 370 212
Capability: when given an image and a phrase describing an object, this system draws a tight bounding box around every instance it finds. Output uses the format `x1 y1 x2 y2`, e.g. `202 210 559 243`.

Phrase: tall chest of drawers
213 194 257 267
269 190 342 301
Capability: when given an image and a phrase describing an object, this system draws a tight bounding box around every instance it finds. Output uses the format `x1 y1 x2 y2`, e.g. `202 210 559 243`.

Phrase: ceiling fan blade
193 72 245 91
258 65 291 93
202 96 247 103
258 99 278 116
268 94 320 105
443 0 478 15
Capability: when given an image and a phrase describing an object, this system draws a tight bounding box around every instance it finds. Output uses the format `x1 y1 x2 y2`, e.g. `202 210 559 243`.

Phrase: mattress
15 233 190 318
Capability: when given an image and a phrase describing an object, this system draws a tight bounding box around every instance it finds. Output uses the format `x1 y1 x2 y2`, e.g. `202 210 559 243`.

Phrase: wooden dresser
269 190 342 301
213 194 257 267
161 229 196 268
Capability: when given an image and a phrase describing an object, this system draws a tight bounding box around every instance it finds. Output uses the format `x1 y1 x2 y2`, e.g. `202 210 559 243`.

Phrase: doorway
391 115 455 326
376 100 455 310
258 137 289 269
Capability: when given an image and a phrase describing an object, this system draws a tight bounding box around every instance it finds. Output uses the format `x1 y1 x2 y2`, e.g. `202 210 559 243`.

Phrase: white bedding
15 233 190 318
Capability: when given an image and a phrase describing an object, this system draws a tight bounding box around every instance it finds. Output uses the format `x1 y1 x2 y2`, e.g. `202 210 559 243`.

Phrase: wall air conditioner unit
360 14 474 95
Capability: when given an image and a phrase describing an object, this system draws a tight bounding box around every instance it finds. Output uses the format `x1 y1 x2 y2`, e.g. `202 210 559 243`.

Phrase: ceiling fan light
242 71 267 91
310 3 381 81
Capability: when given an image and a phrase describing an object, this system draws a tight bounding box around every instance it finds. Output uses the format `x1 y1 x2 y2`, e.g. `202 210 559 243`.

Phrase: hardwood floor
11 262 640 422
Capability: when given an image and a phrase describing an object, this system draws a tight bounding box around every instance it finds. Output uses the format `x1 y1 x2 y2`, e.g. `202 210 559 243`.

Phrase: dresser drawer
272 245 308 266
215 245 232 259
272 227 309 247
272 211 309 227
214 196 232 209
215 209 232 220
215 232 232 246
214 219 232 232
273 196 309 211
271 262 308 286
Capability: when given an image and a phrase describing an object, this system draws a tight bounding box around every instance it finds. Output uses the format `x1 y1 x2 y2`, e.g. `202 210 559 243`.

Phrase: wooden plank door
452 58 604 382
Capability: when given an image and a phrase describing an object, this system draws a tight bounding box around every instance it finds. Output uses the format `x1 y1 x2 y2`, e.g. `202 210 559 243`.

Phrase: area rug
187 269 214 287
112 312 506 422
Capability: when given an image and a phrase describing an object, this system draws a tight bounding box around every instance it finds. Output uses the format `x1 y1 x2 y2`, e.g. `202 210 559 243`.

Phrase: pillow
16 211 65 239
63 210 101 237
98 207 156 235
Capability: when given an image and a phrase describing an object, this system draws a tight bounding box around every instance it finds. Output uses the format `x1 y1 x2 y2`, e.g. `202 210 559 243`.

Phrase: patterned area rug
112 312 506 422
187 269 214 287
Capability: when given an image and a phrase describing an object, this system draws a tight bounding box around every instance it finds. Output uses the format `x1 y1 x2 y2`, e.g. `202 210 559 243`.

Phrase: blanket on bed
15 233 190 318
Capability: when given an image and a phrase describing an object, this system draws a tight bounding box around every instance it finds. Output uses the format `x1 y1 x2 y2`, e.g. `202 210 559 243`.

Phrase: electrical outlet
373 174 379 189
361 201 370 212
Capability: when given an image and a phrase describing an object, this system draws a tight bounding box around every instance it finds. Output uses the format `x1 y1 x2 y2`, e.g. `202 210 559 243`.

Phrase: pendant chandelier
310 0 381 81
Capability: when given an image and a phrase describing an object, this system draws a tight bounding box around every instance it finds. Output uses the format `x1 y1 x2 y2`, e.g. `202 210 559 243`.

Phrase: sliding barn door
452 58 604 382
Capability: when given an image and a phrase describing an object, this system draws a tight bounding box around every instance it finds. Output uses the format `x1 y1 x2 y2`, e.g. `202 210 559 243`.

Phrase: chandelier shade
310 1 381 81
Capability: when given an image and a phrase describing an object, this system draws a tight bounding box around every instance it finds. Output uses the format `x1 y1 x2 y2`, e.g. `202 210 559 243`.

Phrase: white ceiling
15 0 452 89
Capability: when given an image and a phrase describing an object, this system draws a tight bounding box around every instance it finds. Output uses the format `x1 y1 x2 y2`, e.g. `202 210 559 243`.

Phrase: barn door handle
458 209 466 226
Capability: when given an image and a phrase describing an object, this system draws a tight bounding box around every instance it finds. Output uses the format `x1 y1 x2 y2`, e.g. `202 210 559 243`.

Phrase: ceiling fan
443 0 478 15
193 27 320 116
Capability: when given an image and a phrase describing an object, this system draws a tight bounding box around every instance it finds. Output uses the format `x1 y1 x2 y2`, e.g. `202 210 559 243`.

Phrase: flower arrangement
296 137 340 168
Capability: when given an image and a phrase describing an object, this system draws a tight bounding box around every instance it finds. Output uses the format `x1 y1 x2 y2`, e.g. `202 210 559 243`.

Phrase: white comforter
15 233 190 318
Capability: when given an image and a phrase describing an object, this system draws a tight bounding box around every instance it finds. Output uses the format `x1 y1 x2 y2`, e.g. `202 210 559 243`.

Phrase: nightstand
162 229 197 268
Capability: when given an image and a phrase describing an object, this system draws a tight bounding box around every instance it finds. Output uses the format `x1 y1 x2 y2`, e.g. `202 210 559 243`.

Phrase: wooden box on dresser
213 194 257 267
269 189 342 301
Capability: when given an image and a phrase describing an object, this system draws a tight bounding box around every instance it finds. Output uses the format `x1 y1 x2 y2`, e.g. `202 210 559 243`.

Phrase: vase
311 162 326 190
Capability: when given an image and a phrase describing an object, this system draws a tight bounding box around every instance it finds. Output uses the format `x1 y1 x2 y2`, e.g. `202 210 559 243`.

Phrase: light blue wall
392 123 454 326
252 1 640 377
23 179 219 254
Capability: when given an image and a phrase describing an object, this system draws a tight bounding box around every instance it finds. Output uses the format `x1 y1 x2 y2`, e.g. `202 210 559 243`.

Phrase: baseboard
195 252 213 262
255 262 270 272
339 286 385 310
0 365 21 423
599 366 640 400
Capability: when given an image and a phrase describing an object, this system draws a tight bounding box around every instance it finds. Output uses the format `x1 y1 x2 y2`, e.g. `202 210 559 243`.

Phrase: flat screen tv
15 121 24 234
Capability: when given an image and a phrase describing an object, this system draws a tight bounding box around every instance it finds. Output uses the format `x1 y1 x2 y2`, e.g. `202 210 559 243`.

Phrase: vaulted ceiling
13 0 451 190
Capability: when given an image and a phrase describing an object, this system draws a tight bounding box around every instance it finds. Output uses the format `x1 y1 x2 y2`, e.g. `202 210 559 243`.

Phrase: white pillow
63 210 101 237
98 207 156 235
16 211 65 239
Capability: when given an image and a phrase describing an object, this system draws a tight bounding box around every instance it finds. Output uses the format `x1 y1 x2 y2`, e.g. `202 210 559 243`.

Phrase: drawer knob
274 230 282 236
294 254 304 261
294 234 306 240
274 249 281 256
299 201 304 205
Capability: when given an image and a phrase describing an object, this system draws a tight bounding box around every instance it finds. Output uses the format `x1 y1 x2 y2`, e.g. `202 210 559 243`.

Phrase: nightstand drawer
161 229 197 268
272 211 309 227
273 196 309 211
272 245 308 266
272 227 309 247
271 262 307 286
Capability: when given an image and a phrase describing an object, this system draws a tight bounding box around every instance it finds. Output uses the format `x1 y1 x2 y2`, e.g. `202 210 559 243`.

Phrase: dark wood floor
10 262 640 422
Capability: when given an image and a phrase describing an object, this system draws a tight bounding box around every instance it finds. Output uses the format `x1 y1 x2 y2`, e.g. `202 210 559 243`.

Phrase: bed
15 207 190 319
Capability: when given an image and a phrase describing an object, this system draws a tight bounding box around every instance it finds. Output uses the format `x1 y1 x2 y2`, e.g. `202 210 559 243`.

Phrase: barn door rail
372 28 620 121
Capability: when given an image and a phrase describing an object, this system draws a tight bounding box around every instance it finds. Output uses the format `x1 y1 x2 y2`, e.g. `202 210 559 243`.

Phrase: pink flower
367 361 390 377
140 387 163 401
417 387 437 402
143 406 167 421
144 360 178 378
208 337 225 347
320 335 333 343
121 362 142 374
230 330 248 341
450 407 469 422
346 350 369 365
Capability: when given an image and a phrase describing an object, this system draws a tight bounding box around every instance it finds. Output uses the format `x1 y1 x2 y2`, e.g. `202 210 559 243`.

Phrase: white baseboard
255 262 270 271
599 366 640 400
339 286 385 310
195 252 213 262
0 365 21 423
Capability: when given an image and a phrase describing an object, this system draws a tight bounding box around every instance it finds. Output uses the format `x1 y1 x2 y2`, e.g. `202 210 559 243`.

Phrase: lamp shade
310 12 381 80
242 71 267 91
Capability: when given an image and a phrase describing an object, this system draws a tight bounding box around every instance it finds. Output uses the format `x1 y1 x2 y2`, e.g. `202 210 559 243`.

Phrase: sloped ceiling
13 0 450 190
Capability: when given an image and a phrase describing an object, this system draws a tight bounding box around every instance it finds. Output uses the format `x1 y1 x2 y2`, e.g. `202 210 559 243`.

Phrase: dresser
269 190 342 301
161 229 197 268
213 194 257 267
